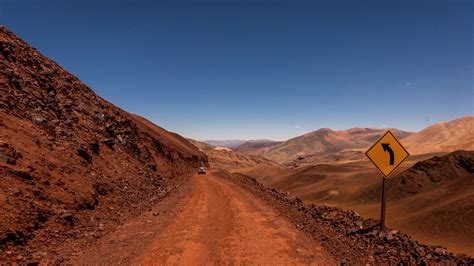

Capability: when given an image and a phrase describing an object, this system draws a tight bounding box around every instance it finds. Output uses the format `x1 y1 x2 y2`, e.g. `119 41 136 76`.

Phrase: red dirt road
74 171 335 264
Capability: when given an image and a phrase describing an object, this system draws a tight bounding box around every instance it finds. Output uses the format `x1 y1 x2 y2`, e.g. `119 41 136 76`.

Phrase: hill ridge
0 25 207 262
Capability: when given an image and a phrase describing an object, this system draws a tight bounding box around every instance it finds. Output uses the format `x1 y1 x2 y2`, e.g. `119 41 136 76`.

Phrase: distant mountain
286 149 366 168
235 140 282 156
261 128 413 164
401 116 474 155
188 139 280 170
202 140 247 149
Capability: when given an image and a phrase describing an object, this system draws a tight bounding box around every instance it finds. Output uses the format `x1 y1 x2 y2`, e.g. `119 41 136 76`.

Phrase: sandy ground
74 171 335 265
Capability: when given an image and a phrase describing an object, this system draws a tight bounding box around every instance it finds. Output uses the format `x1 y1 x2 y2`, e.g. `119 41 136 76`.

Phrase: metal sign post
365 130 409 231
380 177 386 231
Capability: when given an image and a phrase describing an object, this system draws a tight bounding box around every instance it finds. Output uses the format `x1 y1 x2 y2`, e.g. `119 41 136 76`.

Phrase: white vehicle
198 167 206 175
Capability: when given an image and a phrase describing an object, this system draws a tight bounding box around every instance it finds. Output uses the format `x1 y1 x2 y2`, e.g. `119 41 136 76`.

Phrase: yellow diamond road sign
365 130 409 177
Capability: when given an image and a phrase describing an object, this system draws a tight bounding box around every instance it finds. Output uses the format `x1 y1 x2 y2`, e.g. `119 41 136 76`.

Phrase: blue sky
1 0 472 140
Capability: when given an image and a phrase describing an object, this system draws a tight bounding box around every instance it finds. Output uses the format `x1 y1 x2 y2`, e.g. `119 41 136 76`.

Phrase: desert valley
194 116 473 256
0 15 473 265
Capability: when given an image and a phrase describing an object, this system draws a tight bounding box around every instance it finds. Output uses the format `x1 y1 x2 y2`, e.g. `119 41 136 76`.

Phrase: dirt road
75 171 335 265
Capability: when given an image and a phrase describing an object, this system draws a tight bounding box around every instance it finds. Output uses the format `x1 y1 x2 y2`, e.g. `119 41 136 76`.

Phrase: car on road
198 167 206 175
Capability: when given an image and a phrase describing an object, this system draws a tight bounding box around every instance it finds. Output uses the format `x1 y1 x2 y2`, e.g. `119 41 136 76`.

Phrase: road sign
365 130 409 231
365 130 410 177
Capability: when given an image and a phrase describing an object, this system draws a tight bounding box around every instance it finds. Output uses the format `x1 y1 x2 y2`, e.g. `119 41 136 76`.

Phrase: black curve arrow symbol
381 143 394 165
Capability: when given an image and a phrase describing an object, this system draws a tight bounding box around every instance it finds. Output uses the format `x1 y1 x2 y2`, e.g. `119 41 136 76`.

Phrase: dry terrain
351 150 474 256
74 172 334 265
236 151 474 256
1 24 473 264
0 25 206 263
230 117 474 256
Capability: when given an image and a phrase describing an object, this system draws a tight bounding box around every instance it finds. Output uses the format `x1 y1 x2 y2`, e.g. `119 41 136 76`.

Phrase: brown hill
234 140 281 156
241 151 474 256
351 150 474 255
0 25 207 262
262 128 412 164
355 150 474 201
221 171 474 264
186 138 215 152
187 139 280 170
286 149 366 168
401 116 474 154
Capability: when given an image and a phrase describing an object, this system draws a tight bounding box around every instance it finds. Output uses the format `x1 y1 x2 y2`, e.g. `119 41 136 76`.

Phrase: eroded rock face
0 25 207 263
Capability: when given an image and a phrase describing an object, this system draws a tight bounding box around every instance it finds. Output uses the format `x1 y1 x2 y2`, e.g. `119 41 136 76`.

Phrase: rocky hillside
186 138 215 152
217 171 474 264
0 25 207 263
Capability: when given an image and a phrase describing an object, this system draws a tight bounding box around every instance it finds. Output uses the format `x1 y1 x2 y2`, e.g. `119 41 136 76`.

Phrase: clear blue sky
1 0 472 141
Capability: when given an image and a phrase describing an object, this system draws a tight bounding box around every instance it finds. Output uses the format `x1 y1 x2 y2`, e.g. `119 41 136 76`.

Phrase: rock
33 116 46 125
0 142 22 165
400 251 409 257
385 231 398 241
415 247 426 257
96 112 105 121
77 148 92 163
367 229 379 236
388 229 399 236
62 212 74 224
434 247 448 256
90 142 100 155
10 187 21 196
11 170 34 180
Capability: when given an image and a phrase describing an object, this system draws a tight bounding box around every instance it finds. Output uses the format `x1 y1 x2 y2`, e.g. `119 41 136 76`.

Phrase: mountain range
187 139 279 170
229 116 473 165
202 140 248 149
